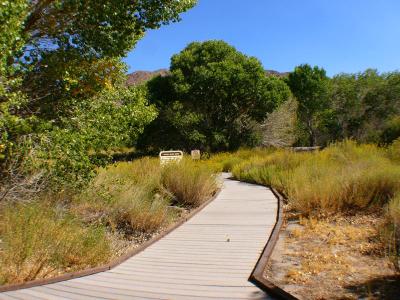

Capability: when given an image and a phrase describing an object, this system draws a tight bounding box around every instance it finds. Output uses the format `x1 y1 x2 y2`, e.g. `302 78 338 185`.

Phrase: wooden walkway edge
0 173 277 300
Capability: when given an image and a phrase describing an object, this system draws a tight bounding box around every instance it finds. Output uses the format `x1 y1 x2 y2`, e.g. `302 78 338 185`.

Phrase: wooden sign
191 149 201 160
159 150 183 165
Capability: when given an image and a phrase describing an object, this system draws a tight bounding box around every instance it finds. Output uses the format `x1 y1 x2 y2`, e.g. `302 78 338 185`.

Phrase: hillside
126 69 169 86
126 69 288 86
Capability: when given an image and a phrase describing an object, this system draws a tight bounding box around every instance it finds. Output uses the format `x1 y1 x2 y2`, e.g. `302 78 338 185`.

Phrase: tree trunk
307 118 316 146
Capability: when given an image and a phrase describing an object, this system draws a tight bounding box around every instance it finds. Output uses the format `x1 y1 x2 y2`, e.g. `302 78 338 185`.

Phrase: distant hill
126 69 169 86
265 70 290 77
126 69 288 86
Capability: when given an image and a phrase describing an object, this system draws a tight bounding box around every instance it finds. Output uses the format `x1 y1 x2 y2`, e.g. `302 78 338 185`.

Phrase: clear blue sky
124 0 400 76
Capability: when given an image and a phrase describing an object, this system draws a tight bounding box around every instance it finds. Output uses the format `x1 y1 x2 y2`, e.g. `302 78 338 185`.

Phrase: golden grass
231 141 400 215
384 193 400 270
73 157 218 233
162 159 218 206
205 148 275 172
0 202 110 285
0 156 218 285
217 141 400 269
72 157 171 233
387 138 400 163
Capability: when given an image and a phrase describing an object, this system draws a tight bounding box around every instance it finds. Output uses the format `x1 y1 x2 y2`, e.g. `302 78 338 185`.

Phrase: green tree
39 86 157 185
330 69 400 143
0 0 30 162
1 0 196 184
287 64 330 146
381 116 400 145
10 0 196 118
139 40 291 152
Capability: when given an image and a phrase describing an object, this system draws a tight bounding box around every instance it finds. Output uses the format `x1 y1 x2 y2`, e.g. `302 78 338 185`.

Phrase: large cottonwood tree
287 64 329 146
139 40 291 152
0 0 196 183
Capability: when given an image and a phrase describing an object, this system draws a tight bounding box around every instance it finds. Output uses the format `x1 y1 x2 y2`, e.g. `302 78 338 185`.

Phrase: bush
387 138 400 163
0 202 110 285
73 157 218 234
72 158 172 233
162 159 218 206
381 116 400 144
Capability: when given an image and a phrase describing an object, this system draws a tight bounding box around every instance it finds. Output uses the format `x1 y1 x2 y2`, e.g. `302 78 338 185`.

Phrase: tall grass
0 156 218 285
206 148 275 172
162 159 217 206
0 203 110 285
224 141 400 269
73 158 170 233
73 157 218 233
385 193 400 270
231 141 400 215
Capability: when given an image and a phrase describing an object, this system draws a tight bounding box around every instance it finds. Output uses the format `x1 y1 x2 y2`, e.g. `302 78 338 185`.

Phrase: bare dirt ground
265 208 400 299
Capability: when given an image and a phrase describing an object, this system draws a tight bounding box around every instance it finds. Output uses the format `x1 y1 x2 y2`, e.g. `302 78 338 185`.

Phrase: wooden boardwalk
0 174 277 300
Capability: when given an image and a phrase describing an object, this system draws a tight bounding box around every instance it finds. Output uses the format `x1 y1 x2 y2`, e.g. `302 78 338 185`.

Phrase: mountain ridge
126 69 288 86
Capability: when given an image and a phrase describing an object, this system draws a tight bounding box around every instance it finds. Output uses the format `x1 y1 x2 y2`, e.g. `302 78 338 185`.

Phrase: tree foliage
287 64 330 146
139 40 291 152
0 0 195 186
330 69 400 143
38 87 157 185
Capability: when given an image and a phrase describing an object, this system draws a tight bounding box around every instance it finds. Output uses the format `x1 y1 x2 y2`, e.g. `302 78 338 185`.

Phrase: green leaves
287 64 330 146
330 69 400 143
1 0 195 185
21 0 196 59
37 86 158 186
141 40 291 152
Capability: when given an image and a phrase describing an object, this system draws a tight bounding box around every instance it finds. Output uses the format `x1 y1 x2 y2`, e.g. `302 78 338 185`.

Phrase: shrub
162 159 218 206
381 116 400 144
72 158 172 234
0 202 110 285
73 157 218 233
387 138 400 163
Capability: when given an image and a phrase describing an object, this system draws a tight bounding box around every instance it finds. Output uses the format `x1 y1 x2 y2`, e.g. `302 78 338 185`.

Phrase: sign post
191 149 201 160
159 150 183 165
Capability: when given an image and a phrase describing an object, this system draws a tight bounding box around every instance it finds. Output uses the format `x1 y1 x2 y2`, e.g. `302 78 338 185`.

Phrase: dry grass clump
0 156 218 286
72 158 173 234
387 138 400 163
162 159 218 206
73 157 218 233
287 155 400 214
232 150 308 194
232 141 400 216
74 185 171 234
0 202 110 285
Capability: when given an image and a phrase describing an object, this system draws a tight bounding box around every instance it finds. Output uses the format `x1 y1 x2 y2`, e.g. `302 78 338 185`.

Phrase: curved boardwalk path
1 174 277 300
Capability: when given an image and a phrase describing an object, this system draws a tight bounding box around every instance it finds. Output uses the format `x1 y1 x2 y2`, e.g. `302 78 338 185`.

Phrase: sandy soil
265 209 400 299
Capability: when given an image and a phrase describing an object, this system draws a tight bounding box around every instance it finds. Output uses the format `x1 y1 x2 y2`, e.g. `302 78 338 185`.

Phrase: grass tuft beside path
0 157 217 285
